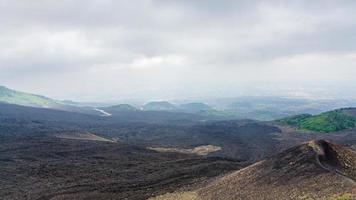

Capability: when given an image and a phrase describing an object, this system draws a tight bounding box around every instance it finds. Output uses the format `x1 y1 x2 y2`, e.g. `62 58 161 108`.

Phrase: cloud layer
1 0 356 101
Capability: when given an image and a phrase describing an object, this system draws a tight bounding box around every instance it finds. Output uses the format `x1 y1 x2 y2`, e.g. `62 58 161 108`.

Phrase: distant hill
0 86 62 108
151 140 356 200
279 108 356 133
104 104 137 112
142 102 229 118
143 101 177 111
179 102 213 112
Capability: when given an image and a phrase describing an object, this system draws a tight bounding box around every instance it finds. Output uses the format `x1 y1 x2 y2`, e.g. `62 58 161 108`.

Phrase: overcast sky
1 0 356 101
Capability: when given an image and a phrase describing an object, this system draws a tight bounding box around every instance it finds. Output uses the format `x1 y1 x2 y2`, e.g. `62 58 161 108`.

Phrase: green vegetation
328 193 353 200
280 110 356 133
0 86 59 107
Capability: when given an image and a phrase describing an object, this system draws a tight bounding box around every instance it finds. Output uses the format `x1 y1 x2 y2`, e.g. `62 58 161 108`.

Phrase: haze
1 0 356 102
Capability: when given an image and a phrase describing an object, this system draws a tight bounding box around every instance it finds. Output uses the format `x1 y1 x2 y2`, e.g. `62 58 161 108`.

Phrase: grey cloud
0 0 356 100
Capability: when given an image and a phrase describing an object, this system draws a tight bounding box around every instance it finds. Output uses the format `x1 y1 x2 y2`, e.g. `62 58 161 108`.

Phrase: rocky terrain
0 135 243 200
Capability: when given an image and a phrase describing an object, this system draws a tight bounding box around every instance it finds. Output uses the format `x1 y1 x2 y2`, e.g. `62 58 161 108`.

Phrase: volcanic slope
151 140 356 200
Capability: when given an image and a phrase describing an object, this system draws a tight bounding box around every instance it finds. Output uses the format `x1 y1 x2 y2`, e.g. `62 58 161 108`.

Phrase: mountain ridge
143 101 177 111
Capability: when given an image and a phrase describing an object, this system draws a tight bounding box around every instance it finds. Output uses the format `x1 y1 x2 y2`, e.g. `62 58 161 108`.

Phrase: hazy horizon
1 1 356 101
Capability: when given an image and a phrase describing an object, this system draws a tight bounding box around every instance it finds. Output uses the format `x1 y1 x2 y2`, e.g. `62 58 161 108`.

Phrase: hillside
279 108 356 133
0 86 61 108
151 140 356 200
0 86 115 116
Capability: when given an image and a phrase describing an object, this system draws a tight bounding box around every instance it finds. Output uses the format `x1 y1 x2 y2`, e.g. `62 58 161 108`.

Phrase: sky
1 0 356 102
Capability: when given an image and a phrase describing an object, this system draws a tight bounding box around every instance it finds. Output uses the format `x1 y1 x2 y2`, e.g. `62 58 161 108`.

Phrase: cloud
0 0 356 101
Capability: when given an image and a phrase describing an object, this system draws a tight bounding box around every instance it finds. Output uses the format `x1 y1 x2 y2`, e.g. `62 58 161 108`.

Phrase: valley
1 88 356 199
